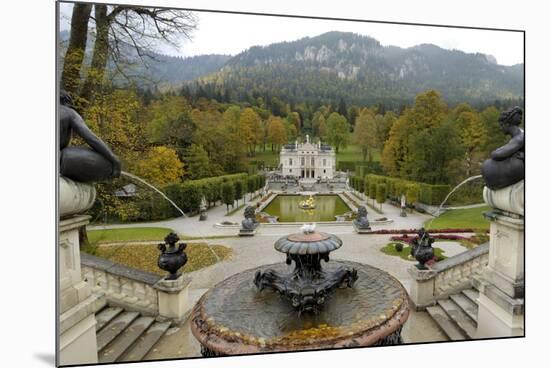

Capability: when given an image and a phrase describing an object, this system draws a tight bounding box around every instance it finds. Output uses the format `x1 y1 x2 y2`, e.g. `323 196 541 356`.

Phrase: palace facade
280 136 336 179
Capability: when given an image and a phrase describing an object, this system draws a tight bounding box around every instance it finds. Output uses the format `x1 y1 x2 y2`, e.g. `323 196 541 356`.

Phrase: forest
59 4 523 221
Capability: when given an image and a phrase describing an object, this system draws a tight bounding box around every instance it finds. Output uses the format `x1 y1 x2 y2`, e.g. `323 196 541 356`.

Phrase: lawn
89 242 232 275
335 145 380 163
380 243 447 261
87 227 237 243
87 227 173 244
425 206 490 231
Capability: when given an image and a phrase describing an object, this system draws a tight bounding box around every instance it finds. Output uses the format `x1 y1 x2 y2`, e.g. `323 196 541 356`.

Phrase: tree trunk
61 3 93 98
79 4 110 105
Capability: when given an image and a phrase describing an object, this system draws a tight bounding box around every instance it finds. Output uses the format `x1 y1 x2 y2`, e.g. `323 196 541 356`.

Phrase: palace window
323 158 326 166
301 157 305 165
289 158 293 166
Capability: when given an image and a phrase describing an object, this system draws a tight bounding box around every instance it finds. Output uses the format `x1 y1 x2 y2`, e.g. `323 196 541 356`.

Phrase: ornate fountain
191 224 410 356
298 195 316 210
254 224 357 314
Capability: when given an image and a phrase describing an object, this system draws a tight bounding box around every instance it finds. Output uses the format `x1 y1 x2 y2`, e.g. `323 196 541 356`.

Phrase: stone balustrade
408 243 489 310
81 253 162 315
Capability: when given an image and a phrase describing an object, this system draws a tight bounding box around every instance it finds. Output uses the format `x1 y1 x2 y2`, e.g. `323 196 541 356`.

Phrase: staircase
426 288 479 340
95 305 171 363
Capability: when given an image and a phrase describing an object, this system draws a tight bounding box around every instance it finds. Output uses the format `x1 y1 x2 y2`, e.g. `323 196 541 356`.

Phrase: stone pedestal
59 215 103 366
353 222 371 234
154 275 192 321
59 177 96 218
476 183 524 338
239 228 258 237
407 267 436 310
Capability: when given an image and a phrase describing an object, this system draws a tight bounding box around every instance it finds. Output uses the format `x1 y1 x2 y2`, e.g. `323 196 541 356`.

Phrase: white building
280 135 336 179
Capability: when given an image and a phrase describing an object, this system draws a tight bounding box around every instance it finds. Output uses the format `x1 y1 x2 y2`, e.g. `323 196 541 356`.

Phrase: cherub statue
59 90 121 182
481 107 524 190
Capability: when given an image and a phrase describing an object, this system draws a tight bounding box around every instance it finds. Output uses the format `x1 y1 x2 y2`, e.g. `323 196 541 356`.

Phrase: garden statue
199 196 208 221
400 194 407 217
59 90 121 182
240 205 259 232
411 228 435 270
157 232 188 280
353 206 371 230
481 106 524 190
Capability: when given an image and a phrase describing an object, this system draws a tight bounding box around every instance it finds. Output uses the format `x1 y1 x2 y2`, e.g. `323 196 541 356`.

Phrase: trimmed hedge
337 161 383 175
364 174 451 206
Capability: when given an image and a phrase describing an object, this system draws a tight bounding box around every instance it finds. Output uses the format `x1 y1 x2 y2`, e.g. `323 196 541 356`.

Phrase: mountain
195 31 523 106
58 30 231 86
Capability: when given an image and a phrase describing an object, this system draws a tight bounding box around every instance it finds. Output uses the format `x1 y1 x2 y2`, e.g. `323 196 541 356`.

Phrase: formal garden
56 4 524 365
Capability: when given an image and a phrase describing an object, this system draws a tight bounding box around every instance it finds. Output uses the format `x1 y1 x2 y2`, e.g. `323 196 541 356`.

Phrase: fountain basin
190 261 409 356
262 194 351 222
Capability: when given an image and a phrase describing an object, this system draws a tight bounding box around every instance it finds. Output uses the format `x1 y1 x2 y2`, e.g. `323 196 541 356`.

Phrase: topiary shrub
395 243 404 252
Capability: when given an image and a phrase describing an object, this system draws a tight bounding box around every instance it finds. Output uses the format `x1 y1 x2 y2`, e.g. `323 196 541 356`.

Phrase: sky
59 4 524 66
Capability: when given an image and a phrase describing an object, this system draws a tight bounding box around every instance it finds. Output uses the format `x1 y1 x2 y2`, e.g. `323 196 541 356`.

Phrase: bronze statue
411 228 435 270
59 91 121 182
353 206 371 230
481 107 524 190
241 206 259 231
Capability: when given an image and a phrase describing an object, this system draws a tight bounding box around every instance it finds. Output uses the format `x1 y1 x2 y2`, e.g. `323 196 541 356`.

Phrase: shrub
221 182 235 212
363 179 370 197
376 183 387 207
369 182 377 200
395 243 404 252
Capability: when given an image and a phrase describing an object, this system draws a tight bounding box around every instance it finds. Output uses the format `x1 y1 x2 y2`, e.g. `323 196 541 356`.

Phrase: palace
280 135 336 179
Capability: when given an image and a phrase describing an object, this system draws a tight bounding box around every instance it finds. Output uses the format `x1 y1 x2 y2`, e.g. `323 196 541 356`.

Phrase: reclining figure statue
481 107 524 190
59 90 121 182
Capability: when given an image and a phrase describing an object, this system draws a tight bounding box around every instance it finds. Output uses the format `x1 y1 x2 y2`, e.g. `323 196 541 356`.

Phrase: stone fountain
476 106 524 338
191 224 409 356
58 90 122 366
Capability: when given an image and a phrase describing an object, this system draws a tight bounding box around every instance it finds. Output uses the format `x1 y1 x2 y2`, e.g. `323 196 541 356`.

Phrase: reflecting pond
263 195 351 222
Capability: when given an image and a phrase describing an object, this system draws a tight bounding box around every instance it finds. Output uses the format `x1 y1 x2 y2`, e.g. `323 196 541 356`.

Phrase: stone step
437 299 477 338
95 306 124 332
426 305 467 341
119 321 172 362
450 293 478 324
97 311 140 352
462 288 479 304
99 316 155 363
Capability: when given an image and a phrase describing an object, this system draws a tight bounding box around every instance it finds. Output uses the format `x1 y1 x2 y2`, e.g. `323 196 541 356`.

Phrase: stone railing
81 253 162 316
408 243 489 310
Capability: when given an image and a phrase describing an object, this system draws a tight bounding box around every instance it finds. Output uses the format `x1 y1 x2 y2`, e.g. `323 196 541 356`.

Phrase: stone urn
158 232 188 280
410 229 435 270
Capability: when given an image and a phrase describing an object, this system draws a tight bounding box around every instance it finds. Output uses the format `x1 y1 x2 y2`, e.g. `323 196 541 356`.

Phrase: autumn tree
285 121 298 142
184 144 223 180
353 108 376 161
287 111 301 131
61 3 93 97
326 112 350 153
146 95 196 160
318 116 328 141
239 108 263 156
457 110 488 176
266 116 287 152
480 106 507 155
221 106 247 172
62 4 197 106
133 146 184 187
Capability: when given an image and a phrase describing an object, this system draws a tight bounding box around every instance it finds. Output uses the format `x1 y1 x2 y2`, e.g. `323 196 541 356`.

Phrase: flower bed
390 234 468 245
365 228 488 235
